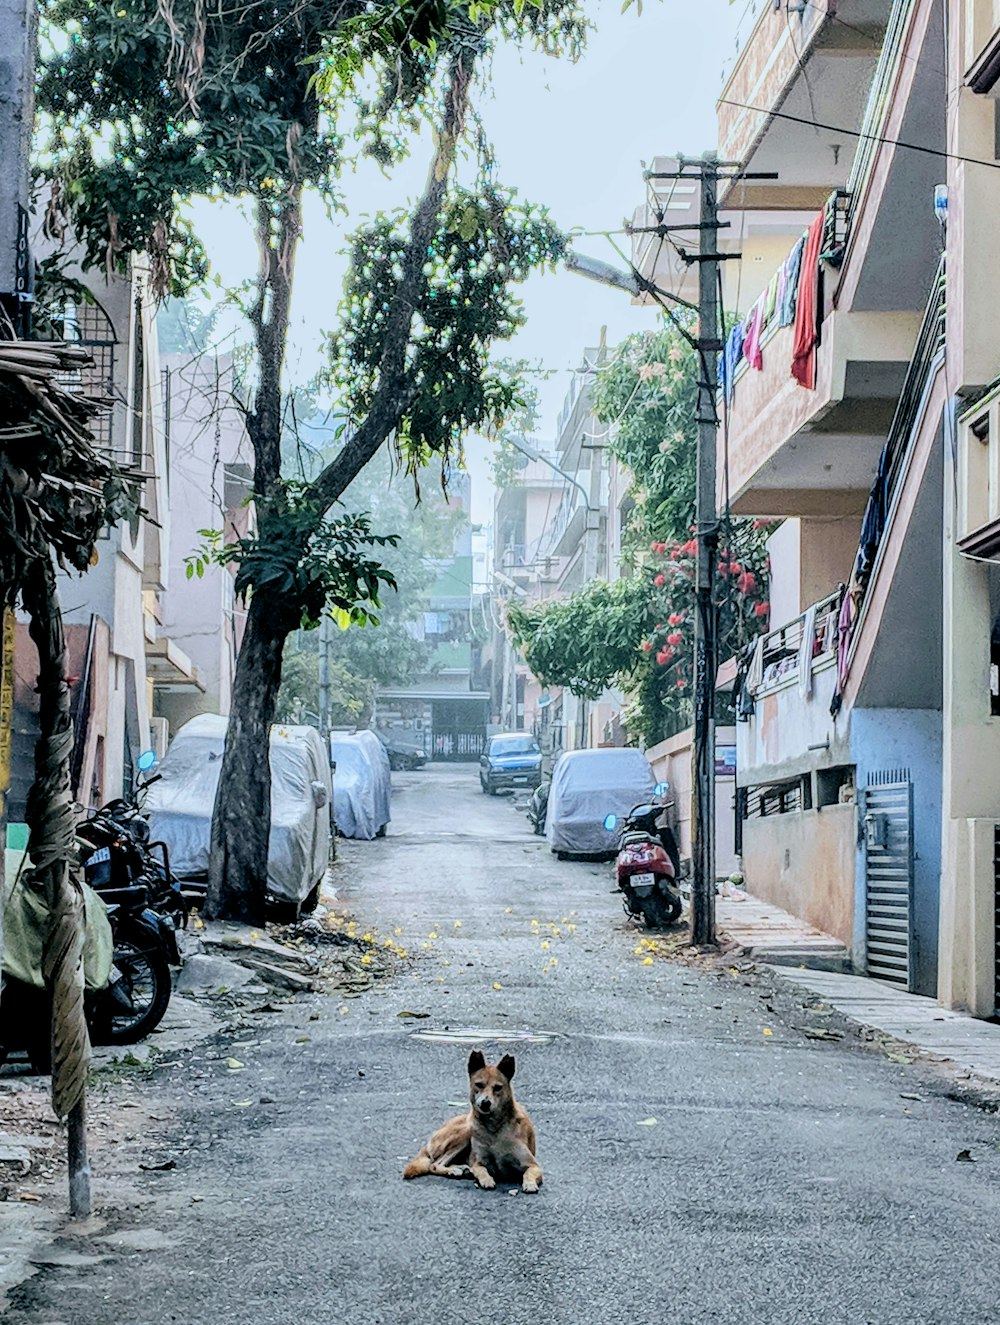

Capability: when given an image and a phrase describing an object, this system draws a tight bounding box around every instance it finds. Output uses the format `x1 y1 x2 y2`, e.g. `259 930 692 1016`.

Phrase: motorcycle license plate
631 872 656 887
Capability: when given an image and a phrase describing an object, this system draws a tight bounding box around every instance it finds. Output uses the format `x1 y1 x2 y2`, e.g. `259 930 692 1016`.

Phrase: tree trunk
22 554 91 1216
205 586 291 925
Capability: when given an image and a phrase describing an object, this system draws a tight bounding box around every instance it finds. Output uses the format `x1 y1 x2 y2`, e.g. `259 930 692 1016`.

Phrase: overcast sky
191 0 742 521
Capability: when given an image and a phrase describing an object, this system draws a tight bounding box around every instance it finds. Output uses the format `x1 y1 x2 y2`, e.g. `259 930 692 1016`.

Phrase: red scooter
604 791 683 929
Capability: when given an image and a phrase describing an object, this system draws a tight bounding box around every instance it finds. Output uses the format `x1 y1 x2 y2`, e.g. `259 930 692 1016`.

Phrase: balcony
719 199 922 516
737 592 846 785
965 0 1000 92
718 0 887 213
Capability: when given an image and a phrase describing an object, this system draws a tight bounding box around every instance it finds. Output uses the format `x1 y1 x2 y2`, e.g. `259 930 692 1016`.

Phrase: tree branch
311 52 474 513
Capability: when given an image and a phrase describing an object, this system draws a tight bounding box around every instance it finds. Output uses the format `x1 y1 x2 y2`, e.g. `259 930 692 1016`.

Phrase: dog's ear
497 1054 516 1082
467 1049 486 1076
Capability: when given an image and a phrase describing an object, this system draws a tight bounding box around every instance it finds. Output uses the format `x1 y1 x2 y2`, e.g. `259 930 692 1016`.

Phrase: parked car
329 731 392 840
545 747 656 860
479 732 543 795
376 730 428 771
146 714 331 912
353 729 393 831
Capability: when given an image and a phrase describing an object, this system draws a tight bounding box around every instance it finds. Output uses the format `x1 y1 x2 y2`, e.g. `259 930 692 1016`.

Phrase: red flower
641 640 654 652
668 612 684 626
728 561 741 576
737 571 757 595
754 601 770 619
653 573 666 587
682 539 697 557
667 631 683 647
656 650 669 665
676 678 688 690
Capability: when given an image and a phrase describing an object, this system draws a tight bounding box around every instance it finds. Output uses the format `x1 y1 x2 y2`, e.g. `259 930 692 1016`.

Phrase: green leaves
184 481 398 631
329 184 564 486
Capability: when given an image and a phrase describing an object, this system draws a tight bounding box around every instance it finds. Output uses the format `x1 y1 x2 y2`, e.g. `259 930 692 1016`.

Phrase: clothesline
718 193 843 403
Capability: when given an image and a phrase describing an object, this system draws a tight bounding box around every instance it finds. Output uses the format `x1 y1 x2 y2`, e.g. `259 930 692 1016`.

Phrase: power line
718 98 1000 172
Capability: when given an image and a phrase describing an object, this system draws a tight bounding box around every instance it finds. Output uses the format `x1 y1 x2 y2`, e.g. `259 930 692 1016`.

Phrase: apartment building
490 351 623 755
8 256 174 817
635 0 1000 1014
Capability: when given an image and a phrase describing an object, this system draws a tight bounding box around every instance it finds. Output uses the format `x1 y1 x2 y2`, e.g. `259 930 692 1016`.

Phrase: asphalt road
8 765 1000 1324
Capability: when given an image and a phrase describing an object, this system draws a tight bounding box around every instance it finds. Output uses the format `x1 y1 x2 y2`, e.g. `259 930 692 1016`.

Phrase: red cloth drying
791 210 825 390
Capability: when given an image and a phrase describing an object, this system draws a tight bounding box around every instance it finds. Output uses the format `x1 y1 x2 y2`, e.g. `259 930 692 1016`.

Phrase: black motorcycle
0 877 177 1072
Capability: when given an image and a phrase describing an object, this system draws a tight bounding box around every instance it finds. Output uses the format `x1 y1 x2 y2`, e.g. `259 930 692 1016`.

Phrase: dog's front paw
475 1172 496 1190
522 1176 540 1194
443 1165 470 1179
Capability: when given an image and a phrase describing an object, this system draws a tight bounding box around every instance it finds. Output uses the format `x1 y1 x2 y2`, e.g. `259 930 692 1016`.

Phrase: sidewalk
717 888 1000 1090
716 889 850 970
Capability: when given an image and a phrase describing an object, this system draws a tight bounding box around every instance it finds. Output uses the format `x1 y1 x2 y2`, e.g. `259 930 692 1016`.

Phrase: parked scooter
604 783 683 929
526 781 549 836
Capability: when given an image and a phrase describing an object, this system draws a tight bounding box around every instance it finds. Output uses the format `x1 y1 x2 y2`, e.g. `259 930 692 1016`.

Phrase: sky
190 0 743 522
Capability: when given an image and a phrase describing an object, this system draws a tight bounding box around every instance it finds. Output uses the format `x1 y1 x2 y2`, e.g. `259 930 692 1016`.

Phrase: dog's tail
403 1151 432 1180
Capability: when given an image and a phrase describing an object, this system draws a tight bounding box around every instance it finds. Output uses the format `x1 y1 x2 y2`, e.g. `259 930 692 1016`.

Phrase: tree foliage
591 316 699 560
38 0 587 921
510 313 775 746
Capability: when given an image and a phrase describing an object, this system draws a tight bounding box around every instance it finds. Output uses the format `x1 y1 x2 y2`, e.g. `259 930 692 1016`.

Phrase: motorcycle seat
95 884 149 908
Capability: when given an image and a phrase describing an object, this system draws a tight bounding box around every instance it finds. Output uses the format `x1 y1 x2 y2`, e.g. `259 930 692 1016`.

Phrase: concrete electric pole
0 0 37 337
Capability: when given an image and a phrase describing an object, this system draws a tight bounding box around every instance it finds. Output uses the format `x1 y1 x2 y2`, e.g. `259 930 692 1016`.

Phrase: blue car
479 733 543 795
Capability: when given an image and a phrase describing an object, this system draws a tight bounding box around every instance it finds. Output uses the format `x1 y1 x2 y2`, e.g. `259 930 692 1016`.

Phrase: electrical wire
717 98 1000 172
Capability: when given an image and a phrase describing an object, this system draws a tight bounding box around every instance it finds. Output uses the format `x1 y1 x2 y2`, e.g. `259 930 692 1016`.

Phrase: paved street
8 765 1000 1325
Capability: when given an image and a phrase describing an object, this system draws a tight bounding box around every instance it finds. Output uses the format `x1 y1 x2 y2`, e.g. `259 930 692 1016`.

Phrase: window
815 765 855 809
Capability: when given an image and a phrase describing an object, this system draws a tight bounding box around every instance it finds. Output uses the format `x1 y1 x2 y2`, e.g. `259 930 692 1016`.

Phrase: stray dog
402 1050 543 1193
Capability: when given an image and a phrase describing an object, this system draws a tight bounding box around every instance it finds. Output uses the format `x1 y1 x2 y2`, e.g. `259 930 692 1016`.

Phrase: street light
506 436 598 513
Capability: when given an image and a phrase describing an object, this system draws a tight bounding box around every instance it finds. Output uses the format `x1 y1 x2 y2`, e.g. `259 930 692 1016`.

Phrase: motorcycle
0 877 177 1072
526 782 549 836
0 750 181 1072
77 749 186 930
604 783 684 929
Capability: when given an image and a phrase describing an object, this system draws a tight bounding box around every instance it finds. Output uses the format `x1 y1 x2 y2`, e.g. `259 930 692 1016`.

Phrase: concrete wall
647 726 739 878
737 659 848 786
742 803 857 947
851 707 942 996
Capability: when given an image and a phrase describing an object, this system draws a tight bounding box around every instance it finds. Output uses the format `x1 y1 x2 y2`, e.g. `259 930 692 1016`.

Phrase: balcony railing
751 591 841 698
844 0 915 231
852 255 946 595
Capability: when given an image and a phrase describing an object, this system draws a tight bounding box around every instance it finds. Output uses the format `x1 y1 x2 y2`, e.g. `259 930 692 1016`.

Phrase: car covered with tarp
545 747 656 859
146 714 331 906
329 731 391 840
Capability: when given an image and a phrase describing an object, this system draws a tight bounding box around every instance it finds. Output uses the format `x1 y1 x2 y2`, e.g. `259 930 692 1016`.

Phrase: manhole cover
410 1027 560 1045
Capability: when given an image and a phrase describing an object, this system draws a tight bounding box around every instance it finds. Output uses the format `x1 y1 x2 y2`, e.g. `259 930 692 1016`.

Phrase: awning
145 635 205 692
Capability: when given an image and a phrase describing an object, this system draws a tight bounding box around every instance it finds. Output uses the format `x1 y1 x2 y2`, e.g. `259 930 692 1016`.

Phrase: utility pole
0 0 36 338
318 614 333 737
690 153 722 947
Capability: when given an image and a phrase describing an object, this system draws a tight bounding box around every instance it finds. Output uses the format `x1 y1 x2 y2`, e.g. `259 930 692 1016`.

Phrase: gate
431 729 487 761
861 770 914 989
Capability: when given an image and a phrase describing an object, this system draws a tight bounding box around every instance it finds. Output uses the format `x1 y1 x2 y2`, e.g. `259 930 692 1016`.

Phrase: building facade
633 0 1000 1015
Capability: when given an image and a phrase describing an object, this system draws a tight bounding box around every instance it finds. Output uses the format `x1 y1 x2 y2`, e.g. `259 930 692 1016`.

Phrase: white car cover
329 733 390 840
545 748 656 856
353 729 392 832
146 714 331 903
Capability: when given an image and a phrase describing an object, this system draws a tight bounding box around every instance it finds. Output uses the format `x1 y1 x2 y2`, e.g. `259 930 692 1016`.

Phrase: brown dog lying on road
403 1050 543 1193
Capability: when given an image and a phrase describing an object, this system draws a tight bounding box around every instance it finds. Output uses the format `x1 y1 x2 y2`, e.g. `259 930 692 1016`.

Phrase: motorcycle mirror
654 781 669 796
137 749 158 772
603 813 618 831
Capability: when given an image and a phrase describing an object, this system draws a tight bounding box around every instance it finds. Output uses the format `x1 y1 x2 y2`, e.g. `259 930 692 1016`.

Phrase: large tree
40 0 580 922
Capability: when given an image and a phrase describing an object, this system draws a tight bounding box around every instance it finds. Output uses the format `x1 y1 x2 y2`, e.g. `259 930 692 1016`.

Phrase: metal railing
845 0 916 230
861 254 946 584
755 590 841 695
